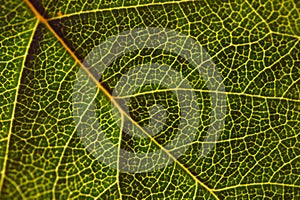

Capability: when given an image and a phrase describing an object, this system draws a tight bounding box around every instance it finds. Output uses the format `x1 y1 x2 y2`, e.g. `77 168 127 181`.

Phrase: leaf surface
0 0 300 199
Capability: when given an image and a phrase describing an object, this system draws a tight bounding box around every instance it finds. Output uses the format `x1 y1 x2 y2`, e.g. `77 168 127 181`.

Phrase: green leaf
1 0 300 199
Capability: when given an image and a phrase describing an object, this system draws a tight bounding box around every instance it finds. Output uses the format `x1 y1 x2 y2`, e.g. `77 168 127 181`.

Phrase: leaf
1 0 300 199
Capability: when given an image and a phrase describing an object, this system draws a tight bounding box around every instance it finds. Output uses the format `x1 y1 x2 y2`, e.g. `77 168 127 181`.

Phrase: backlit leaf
0 0 300 199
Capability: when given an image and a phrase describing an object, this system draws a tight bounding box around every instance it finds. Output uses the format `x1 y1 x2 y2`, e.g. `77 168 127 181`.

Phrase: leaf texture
0 0 300 199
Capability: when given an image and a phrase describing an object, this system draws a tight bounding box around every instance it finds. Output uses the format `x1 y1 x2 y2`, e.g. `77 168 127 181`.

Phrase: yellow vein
272 31 300 41
0 19 40 194
49 0 196 21
23 0 219 199
117 114 124 200
114 88 300 103
213 182 300 192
